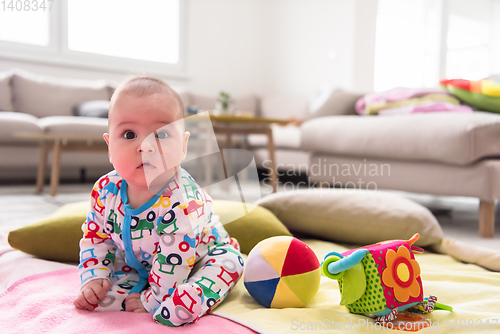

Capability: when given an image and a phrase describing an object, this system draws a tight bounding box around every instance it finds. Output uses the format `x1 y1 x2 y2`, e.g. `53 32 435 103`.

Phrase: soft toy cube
321 234 429 320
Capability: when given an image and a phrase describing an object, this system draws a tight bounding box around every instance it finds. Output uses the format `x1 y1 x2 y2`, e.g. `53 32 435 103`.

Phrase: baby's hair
109 75 185 124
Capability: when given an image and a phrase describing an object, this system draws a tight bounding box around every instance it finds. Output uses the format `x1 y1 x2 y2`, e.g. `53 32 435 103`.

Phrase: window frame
0 0 187 78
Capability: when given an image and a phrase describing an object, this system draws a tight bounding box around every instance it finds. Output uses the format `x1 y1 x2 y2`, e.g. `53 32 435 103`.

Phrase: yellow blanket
214 239 500 333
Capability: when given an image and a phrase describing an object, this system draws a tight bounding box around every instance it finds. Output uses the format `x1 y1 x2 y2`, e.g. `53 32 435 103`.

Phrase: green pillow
447 86 500 113
7 201 87 263
7 199 291 262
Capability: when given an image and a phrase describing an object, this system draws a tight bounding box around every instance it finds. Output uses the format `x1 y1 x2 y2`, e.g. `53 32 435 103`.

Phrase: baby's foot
154 283 204 327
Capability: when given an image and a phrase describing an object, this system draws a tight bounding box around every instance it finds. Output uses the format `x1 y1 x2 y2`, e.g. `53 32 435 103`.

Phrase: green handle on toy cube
434 302 453 312
321 254 345 280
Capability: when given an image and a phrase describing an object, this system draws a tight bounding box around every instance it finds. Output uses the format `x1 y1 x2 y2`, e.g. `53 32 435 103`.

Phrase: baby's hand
73 278 111 311
125 293 147 313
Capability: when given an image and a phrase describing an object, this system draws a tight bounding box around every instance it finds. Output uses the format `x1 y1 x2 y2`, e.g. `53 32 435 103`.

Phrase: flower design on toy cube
381 246 421 303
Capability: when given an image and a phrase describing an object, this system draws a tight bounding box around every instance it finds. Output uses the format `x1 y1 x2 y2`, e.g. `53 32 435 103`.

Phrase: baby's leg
153 242 244 327
93 266 141 312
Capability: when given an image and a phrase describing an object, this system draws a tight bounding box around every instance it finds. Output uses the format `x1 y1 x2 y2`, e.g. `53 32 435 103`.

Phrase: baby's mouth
138 161 156 169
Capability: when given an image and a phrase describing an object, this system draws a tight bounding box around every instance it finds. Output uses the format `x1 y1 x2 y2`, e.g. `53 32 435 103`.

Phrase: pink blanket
0 268 256 334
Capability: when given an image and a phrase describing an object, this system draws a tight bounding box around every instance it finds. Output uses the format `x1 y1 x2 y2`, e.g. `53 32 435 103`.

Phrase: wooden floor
1 182 499 252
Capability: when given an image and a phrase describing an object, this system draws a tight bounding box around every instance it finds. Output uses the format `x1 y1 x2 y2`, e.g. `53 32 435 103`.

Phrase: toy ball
244 236 321 308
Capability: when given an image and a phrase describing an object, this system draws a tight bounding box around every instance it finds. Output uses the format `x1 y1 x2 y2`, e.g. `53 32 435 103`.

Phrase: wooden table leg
50 139 62 197
204 124 213 185
36 141 48 193
266 127 277 193
219 132 232 192
220 146 228 180
225 132 232 177
479 199 495 238
240 133 249 183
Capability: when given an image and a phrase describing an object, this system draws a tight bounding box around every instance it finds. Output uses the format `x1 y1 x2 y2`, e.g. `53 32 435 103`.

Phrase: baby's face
104 92 189 192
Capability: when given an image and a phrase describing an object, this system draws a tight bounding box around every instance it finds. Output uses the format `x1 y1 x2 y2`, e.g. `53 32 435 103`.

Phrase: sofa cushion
0 112 43 143
38 116 108 137
11 71 109 117
307 88 363 120
308 155 500 202
258 189 444 247
73 100 109 118
247 124 301 149
301 112 500 166
0 71 13 112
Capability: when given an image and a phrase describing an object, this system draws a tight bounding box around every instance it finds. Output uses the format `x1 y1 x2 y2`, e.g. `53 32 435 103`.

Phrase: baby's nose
138 137 157 153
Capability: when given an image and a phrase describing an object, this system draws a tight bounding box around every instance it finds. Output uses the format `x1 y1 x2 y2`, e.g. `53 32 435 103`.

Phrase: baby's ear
103 133 110 145
181 131 190 161
103 133 112 163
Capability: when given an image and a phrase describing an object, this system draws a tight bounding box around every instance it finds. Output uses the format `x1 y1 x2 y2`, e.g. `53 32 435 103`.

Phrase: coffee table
14 133 107 196
207 114 288 193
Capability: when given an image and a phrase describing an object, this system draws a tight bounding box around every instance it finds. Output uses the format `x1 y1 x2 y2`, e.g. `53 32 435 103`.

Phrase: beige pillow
0 71 13 111
307 89 363 120
258 189 443 247
11 70 109 117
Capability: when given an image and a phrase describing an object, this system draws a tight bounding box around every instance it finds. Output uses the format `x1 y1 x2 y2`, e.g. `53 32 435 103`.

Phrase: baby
73 76 244 327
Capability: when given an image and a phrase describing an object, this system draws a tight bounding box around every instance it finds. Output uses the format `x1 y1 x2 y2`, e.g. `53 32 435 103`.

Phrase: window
374 0 500 92
0 1 51 46
67 0 179 64
0 0 184 75
445 0 492 80
374 0 441 91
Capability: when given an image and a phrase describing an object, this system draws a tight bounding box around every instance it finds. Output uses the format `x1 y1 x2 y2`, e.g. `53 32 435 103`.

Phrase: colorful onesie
78 168 244 327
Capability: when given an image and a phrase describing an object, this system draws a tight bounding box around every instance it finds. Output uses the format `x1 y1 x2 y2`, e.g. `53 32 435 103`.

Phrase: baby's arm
75 178 117 309
74 278 111 311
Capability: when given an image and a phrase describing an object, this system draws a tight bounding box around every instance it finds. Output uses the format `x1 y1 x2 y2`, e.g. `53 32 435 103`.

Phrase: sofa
246 88 500 238
0 70 113 183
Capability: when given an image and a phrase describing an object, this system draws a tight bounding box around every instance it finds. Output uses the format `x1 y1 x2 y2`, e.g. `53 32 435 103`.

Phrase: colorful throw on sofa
355 87 473 116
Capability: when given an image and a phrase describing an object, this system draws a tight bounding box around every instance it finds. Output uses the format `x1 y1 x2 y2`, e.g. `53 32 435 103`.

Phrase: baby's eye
123 131 136 140
156 131 169 139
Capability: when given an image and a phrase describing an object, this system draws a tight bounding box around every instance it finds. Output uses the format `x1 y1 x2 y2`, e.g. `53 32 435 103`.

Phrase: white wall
259 0 358 96
0 0 375 97
185 0 266 96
